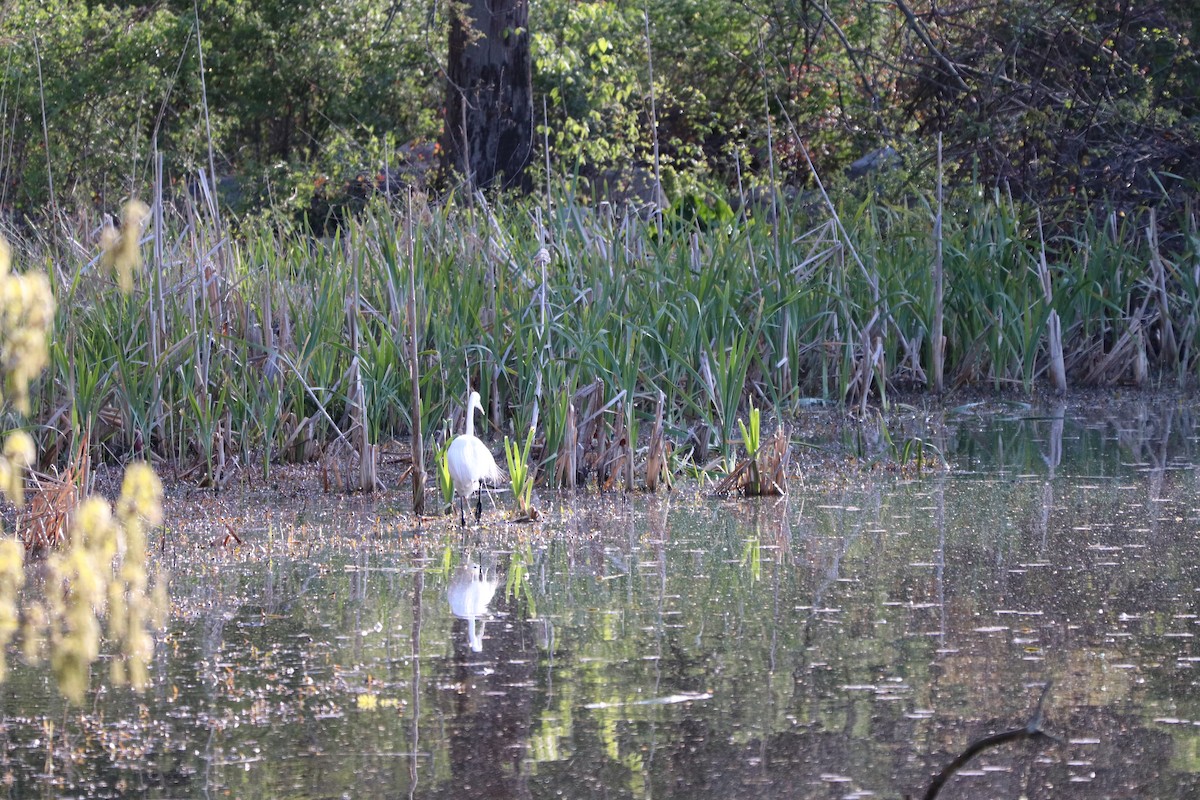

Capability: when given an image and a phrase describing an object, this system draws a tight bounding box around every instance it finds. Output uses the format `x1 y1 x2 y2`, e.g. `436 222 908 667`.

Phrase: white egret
447 390 505 525
447 563 498 652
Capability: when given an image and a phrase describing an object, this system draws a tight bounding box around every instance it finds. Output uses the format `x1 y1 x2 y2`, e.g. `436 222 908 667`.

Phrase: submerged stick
922 682 1058 800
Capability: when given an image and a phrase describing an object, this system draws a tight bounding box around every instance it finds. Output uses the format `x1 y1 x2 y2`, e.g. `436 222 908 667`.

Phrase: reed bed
11 182 1199 491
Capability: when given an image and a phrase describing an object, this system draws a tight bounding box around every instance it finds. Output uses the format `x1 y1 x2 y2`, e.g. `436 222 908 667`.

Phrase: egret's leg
458 494 467 526
474 491 483 523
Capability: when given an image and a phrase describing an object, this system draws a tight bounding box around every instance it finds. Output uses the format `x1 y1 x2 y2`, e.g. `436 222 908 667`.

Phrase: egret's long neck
464 405 476 438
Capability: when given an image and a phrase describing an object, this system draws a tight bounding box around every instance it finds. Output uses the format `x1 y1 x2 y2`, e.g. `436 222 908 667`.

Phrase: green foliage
0 0 441 216
532 0 644 171
0 2 195 210
3 0 1198 215
663 191 735 233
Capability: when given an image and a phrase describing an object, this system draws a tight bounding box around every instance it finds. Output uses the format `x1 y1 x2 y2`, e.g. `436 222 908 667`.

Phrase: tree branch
894 0 971 93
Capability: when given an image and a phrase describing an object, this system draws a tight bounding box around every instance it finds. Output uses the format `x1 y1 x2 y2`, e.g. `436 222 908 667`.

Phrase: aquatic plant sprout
504 426 537 518
738 403 762 463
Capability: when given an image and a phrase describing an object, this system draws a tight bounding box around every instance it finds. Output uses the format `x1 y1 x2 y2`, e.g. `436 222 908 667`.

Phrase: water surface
2 403 1199 799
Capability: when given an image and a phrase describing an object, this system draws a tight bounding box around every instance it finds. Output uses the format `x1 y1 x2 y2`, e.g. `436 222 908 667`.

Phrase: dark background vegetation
1 0 1197 221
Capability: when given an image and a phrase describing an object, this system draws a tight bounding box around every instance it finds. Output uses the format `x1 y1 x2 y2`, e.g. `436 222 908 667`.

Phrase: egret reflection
447 561 498 652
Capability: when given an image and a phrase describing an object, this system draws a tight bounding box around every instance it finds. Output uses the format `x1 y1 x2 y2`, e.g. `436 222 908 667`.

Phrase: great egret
447 390 505 525
447 563 498 652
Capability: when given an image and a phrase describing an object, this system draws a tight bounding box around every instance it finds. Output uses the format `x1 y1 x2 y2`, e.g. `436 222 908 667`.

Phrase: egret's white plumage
447 563 498 652
447 390 505 525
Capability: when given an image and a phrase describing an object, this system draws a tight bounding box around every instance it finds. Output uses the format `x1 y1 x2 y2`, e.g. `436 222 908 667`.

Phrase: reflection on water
447 561 497 652
1 404 1200 798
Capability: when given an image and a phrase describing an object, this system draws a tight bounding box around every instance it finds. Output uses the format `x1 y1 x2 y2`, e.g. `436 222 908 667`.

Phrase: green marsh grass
16 182 1200 494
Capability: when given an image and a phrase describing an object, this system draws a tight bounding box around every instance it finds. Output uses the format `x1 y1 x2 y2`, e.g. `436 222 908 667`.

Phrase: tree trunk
442 0 534 192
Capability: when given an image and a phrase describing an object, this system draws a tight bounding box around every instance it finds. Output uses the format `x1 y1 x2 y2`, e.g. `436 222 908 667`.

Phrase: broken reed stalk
151 151 166 451
623 401 635 491
348 266 378 492
575 380 607 486
598 398 630 491
777 104 879 399
642 1 663 232
555 396 577 489
534 209 549 441
21 425 89 552
1037 211 1066 393
356 369 378 491
932 133 945 394
407 195 425 516
33 37 59 237
1046 311 1066 392
258 240 279 477
1083 276 1153 385
853 310 880 413
549 381 639 491
1148 208 1179 367
757 29 779 264
193 0 219 225
1134 327 1148 385
645 390 672 491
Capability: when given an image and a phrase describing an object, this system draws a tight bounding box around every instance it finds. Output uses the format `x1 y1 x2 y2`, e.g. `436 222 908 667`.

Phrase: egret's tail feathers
482 462 508 485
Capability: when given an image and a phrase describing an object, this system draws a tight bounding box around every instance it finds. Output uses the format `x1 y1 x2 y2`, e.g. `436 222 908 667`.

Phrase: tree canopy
0 0 1195 217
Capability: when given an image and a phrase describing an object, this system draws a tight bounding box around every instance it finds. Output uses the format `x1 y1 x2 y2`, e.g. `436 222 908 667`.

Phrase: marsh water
3 402 1200 799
